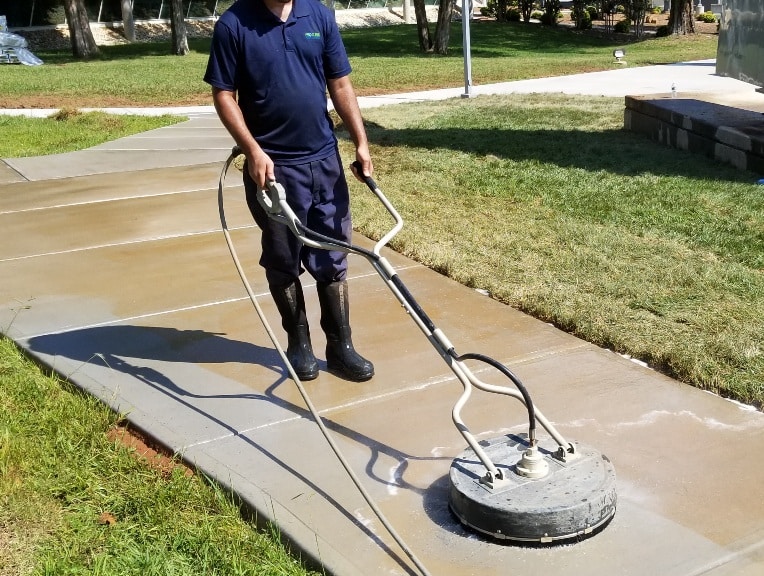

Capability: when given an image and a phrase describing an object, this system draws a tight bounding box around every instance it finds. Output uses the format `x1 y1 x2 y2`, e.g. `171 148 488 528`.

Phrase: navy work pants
244 150 352 287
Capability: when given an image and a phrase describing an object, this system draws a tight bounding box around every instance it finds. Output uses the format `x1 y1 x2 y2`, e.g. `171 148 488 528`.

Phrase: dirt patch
0 93 212 110
107 423 194 479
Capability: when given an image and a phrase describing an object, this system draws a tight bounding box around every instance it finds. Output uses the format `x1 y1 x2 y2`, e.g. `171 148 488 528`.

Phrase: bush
655 24 670 37
587 5 599 20
613 18 630 32
572 3 593 30
540 0 561 25
697 11 717 23
507 8 521 21
578 11 593 28
651 6 663 14
531 10 543 19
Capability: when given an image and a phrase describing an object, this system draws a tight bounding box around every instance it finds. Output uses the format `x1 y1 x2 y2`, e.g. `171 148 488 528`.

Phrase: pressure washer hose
217 149 432 576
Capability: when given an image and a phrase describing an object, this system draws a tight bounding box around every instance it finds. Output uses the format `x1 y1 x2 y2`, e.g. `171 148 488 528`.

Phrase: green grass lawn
0 21 718 108
0 110 184 158
337 94 763 410
0 338 320 576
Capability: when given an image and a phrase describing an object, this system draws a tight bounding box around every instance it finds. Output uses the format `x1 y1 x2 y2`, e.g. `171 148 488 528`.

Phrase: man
204 0 374 382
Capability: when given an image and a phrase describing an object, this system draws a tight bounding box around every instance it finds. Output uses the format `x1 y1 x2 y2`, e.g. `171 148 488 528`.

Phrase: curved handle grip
351 161 378 191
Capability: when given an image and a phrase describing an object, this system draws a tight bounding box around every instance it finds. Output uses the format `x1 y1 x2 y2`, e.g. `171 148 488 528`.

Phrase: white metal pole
461 0 473 98
403 0 412 23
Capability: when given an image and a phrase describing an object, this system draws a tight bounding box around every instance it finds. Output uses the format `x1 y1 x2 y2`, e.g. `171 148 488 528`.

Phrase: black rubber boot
269 280 319 381
316 280 374 382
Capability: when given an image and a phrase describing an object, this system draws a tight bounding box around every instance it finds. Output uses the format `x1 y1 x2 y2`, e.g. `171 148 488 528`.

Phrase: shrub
572 2 593 30
507 8 521 21
651 6 663 14
587 5 599 20
655 24 670 37
697 11 717 23
531 10 543 19
540 0 561 25
613 18 630 32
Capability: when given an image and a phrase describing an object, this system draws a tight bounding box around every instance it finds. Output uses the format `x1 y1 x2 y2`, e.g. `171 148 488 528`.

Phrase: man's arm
211 87 273 188
327 75 372 181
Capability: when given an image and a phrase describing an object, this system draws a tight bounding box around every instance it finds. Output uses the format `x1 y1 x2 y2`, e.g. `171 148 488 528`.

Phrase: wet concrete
2 66 764 575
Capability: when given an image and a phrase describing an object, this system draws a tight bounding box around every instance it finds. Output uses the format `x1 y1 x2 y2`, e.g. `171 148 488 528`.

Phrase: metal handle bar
249 150 574 479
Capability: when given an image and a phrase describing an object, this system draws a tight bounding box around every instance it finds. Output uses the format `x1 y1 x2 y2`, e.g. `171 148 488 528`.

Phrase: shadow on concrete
25 324 449 573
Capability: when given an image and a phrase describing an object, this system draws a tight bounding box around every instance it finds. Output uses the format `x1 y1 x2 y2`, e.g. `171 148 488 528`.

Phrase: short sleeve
204 19 239 91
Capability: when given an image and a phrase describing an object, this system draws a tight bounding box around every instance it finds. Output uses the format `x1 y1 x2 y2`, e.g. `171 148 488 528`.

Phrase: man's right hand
247 148 275 189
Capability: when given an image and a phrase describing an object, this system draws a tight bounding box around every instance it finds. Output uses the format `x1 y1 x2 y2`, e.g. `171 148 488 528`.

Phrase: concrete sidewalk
2 62 764 575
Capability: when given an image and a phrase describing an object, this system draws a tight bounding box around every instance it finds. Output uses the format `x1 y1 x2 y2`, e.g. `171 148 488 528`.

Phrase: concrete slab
625 92 764 173
2 114 233 180
0 160 25 184
0 163 225 213
2 63 764 576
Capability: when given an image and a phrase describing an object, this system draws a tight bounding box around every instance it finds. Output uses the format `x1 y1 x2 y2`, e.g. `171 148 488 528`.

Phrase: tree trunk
520 0 533 22
62 0 99 59
413 0 432 52
496 0 507 21
669 0 695 35
121 0 135 42
432 0 452 55
170 0 189 55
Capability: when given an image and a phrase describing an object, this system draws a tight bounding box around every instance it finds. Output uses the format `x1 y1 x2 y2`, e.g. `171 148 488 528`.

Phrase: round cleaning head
449 434 616 543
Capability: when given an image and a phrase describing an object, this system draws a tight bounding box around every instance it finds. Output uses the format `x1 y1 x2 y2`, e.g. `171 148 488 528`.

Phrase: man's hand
247 148 275 190
351 144 373 183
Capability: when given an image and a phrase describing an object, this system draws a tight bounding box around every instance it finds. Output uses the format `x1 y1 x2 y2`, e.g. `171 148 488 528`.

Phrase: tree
519 0 533 23
541 0 561 26
62 0 99 59
496 0 508 22
571 0 592 30
668 0 695 35
624 0 650 37
412 0 454 55
121 0 136 42
169 0 189 55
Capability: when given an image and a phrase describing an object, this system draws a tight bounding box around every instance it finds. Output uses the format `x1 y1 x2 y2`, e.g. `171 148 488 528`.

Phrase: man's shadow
28 324 284 401
27 324 451 572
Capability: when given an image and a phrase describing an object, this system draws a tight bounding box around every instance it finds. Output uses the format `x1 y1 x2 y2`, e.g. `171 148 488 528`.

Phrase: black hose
450 350 537 445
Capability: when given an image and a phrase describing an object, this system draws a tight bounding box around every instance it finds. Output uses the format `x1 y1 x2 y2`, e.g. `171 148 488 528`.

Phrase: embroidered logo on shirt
304 32 321 39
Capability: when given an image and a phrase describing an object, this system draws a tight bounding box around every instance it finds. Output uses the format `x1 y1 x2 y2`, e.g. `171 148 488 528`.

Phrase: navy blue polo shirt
204 0 352 165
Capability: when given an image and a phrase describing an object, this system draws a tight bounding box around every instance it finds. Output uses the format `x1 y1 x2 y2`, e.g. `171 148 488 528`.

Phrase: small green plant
651 6 663 14
697 10 717 23
531 9 543 19
614 18 630 32
587 5 599 20
507 8 522 21
572 1 593 30
540 0 562 25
